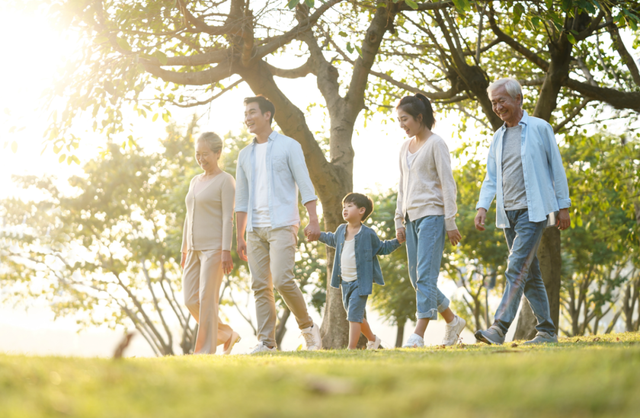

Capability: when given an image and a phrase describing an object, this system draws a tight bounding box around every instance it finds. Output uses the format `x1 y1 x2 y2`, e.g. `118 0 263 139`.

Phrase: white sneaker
301 323 322 350
442 315 466 346
366 336 381 350
250 342 276 354
403 333 425 348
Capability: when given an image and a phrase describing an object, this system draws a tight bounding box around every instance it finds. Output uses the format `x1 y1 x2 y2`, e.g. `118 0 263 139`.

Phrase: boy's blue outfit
319 224 401 322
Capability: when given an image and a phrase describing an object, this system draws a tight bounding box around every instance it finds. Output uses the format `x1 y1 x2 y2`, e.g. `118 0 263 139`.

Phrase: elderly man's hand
474 208 487 231
236 238 248 262
557 208 571 231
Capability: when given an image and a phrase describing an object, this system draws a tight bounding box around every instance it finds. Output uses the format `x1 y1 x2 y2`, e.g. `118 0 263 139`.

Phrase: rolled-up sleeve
477 136 498 211
543 124 571 209
235 150 249 213
288 141 317 205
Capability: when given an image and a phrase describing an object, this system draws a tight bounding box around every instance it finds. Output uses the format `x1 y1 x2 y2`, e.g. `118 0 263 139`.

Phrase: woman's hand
222 250 233 275
447 229 462 246
396 227 406 244
181 252 187 269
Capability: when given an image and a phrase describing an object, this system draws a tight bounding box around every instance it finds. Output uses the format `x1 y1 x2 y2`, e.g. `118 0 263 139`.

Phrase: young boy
314 193 402 350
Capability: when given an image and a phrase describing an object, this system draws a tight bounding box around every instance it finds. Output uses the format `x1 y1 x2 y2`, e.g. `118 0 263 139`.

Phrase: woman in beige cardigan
181 132 241 355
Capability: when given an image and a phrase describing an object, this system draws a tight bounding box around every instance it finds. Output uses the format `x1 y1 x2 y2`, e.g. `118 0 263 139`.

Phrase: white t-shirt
407 148 418 169
252 142 271 227
340 228 361 282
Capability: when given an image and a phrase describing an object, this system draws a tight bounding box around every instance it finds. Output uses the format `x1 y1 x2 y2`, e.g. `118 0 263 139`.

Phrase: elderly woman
181 132 241 354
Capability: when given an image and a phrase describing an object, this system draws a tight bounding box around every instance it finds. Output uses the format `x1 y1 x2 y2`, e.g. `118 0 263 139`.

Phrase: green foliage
2 333 640 417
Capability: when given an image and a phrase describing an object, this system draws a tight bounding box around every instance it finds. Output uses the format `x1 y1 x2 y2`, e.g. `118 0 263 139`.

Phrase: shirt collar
499 110 529 132
252 130 278 145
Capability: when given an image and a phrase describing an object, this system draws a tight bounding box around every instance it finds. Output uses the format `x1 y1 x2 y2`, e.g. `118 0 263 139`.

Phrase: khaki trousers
247 226 313 348
183 249 233 354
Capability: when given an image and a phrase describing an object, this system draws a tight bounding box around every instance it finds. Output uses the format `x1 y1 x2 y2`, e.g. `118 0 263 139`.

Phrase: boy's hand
447 229 462 246
396 227 406 244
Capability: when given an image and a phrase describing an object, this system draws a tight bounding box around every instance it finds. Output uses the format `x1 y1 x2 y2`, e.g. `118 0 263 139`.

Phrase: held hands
304 218 321 242
236 238 248 262
396 227 406 244
557 208 571 231
222 250 234 275
474 208 487 231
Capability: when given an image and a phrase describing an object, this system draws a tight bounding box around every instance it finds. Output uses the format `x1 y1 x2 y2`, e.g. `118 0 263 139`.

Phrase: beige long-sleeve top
395 134 458 232
182 171 235 253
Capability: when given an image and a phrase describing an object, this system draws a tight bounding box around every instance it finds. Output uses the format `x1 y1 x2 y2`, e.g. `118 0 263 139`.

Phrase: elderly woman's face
195 141 220 172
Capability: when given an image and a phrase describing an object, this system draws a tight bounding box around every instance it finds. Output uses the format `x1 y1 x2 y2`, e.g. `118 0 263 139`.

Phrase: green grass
1 333 640 418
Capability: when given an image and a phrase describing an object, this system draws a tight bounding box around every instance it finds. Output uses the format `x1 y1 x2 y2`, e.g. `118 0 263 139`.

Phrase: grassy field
1 332 639 418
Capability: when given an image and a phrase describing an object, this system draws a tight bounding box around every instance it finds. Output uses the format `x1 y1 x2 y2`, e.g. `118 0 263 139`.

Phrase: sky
0 2 637 356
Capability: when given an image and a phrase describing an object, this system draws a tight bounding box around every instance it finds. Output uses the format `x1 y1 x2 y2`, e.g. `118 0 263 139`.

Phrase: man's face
489 86 522 127
244 102 270 134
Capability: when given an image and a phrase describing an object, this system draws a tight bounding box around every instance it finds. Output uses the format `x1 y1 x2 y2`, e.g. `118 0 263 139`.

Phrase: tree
44 0 640 345
366 0 640 338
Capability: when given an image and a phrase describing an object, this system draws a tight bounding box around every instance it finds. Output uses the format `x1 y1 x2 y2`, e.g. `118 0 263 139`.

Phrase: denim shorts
341 280 368 323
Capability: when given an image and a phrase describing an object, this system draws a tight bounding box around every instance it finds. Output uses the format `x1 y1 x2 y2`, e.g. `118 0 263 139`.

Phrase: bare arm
236 211 248 261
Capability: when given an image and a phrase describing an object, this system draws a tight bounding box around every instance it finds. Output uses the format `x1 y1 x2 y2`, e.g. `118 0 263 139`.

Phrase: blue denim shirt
476 112 571 228
320 224 401 296
235 131 318 232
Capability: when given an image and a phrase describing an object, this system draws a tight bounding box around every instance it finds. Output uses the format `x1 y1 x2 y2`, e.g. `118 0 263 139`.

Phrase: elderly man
474 78 571 345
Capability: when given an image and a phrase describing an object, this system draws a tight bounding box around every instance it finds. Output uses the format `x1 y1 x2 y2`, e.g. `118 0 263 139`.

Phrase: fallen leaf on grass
491 350 522 354
511 343 518 348
304 375 357 395
592 337 601 342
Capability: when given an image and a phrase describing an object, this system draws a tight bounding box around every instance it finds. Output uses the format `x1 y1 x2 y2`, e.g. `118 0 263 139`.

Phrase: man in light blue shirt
474 78 571 345
235 96 322 353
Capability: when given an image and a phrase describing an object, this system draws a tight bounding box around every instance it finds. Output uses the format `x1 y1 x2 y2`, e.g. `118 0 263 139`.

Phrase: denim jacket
235 131 318 232
476 111 571 228
320 224 402 296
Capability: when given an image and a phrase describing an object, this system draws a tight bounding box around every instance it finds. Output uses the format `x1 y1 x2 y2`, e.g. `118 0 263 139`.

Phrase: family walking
180 77 571 354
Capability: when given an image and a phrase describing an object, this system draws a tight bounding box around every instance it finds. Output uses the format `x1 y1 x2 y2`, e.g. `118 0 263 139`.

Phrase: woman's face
195 141 220 172
396 108 422 138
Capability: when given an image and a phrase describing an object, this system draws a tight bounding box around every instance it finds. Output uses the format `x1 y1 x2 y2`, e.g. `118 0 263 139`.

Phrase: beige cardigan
182 171 235 252
395 134 458 232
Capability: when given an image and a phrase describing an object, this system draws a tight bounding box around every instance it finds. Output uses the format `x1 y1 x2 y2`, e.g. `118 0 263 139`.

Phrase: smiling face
195 141 220 172
343 202 365 223
396 108 423 138
244 102 271 135
489 85 523 127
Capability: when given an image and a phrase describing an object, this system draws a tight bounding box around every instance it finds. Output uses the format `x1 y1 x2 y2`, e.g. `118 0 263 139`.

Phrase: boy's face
343 202 365 223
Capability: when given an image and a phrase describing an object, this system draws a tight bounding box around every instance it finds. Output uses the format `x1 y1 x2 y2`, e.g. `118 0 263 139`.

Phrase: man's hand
396 227 406 244
474 208 487 231
181 252 187 269
557 208 571 231
304 218 321 241
237 238 248 262
447 229 462 246
222 250 234 274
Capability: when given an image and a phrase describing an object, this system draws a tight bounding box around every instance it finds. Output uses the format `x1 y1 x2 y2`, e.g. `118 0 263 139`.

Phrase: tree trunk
514 227 562 339
395 320 406 348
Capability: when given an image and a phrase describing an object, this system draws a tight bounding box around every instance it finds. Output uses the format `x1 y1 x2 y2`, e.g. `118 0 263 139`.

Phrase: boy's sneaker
403 333 425 348
301 323 322 350
523 331 558 345
474 325 505 345
366 336 381 350
442 315 466 346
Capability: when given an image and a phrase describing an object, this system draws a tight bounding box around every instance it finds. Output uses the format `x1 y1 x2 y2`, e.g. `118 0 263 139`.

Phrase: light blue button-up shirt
235 131 318 232
476 111 571 228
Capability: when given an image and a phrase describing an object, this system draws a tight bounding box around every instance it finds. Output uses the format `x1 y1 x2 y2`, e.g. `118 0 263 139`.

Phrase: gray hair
487 78 523 108
197 132 223 153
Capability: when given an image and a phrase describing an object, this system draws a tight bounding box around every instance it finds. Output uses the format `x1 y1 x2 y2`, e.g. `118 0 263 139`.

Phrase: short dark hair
342 192 374 222
396 93 435 129
244 95 275 125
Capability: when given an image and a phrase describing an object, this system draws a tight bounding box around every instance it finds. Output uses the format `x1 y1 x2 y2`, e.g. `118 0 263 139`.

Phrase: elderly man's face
489 85 522 127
